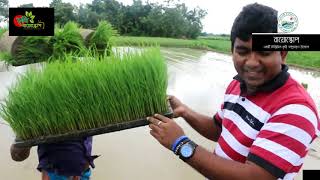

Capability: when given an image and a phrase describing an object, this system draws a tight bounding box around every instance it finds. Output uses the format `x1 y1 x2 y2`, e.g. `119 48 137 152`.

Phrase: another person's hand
148 114 184 150
10 144 31 162
168 95 188 118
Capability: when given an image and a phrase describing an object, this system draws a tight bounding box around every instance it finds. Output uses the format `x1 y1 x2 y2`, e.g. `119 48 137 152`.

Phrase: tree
0 0 9 17
88 0 124 29
50 0 76 25
49 0 207 39
184 7 207 38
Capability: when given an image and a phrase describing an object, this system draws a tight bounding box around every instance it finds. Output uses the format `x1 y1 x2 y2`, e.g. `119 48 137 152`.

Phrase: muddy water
0 48 319 180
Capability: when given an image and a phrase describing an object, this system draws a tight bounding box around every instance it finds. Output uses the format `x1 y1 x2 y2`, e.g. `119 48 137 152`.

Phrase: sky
8 0 319 34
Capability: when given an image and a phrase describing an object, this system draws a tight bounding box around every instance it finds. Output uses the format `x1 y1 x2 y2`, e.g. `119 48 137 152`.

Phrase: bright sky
8 0 319 34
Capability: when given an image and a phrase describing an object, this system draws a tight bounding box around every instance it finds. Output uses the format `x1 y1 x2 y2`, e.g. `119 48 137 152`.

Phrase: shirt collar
233 64 290 95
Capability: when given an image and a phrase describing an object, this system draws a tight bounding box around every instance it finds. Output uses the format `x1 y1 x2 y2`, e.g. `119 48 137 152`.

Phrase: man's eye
237 51 249 56
258 51 272 56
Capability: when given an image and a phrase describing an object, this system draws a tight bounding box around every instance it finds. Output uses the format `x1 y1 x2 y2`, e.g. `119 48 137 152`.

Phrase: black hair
230 3 278 51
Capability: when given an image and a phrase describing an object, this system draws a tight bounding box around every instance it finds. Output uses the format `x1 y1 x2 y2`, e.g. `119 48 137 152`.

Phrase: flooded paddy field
1 47 319 179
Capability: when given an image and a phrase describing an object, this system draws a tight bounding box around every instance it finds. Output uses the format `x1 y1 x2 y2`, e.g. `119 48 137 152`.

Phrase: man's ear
280 51 288 63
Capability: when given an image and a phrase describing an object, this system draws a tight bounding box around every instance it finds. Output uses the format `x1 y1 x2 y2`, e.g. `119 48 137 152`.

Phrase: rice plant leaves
1 47 168 140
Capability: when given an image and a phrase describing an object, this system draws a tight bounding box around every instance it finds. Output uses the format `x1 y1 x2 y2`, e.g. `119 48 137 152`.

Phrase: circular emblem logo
278 12 298 33
13 15 24 27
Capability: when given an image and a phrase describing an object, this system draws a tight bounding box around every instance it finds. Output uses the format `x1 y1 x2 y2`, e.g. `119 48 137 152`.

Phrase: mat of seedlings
14 110 173 147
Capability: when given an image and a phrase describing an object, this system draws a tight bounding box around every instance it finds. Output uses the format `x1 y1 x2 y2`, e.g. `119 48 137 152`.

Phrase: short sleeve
247 104 319 179
214 103 224 128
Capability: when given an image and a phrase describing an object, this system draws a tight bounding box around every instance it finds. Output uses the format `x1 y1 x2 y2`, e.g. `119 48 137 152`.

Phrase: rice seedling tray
14 111 173 147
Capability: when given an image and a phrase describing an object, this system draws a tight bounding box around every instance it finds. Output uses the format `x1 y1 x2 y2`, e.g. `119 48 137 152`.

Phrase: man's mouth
245 69 263 74
246 70 262 75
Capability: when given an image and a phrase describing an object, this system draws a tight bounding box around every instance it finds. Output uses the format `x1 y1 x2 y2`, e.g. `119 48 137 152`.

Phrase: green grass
0 51 13 64
2 21 119 66
49 22 85 58
198 35 230 41
1 47 168 140
198 39 231 53
112 36 208 49
113 36 320 69
286 52 320 69
1 22 85 66
112 36 230 53
88 21 118 56
0 28 7 39
12 36 52 66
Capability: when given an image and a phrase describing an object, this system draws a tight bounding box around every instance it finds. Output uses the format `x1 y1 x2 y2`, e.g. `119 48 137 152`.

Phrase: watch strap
174 139 190 155
178 140 198 161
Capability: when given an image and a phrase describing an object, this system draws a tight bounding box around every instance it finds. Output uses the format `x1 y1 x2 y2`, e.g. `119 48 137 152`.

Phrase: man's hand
148 114 185 150
168 95 188 118
10 144 31 162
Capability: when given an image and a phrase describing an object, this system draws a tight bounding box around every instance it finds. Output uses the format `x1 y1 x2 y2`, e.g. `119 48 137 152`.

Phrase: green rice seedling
49 22 85 58
88 21 118 56
1 47 168 140
0 51 13 65
12 36 52 66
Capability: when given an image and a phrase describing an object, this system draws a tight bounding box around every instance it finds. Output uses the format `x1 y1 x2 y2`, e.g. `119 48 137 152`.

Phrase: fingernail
154 114 159 117
147 117 150 121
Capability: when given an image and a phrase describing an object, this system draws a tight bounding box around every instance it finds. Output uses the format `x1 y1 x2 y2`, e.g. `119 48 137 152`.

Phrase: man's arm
186 146 276 180
148 114 276 180
10 144 31 162
168 96 221 141
181 106 222 141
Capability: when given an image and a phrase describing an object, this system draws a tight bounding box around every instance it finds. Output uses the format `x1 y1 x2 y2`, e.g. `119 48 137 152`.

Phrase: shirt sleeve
247 103 319 179
214 103 224 128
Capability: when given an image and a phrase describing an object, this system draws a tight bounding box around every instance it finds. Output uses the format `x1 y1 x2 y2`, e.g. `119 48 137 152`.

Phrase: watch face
180 143 193 158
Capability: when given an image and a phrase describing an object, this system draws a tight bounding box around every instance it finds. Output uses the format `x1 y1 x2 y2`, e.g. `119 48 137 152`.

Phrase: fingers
150 129 161 140
167 95 181 109
153 114 171 123
148 117 162 132
167 95 176 104
148 116 160 125
149 123 161 133
148 117 163 142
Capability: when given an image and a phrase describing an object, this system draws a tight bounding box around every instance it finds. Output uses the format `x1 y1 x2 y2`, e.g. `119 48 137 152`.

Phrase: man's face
232 37 287 89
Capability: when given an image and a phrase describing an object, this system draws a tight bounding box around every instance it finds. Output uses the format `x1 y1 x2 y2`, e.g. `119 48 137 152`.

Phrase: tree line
0 0 207 39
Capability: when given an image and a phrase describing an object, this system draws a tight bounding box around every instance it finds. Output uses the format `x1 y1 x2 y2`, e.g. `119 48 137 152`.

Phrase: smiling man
148 3 319 180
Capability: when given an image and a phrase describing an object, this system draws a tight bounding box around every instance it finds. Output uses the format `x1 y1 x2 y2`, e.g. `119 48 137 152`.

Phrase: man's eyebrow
235 45 251 51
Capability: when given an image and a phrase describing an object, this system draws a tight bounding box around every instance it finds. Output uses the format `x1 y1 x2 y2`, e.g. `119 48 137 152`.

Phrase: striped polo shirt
214 65 319 180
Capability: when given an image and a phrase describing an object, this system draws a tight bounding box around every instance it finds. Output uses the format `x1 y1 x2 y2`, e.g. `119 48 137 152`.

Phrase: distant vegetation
113 36 230 53
113 36 320 69
286 52 320 69
47 0 206 39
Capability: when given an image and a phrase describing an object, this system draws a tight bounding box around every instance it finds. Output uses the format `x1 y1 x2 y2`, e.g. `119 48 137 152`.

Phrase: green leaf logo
30 15 35 23
25 11 35 23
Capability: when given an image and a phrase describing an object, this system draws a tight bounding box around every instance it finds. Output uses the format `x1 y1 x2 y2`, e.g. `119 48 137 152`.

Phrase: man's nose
245 52 260 68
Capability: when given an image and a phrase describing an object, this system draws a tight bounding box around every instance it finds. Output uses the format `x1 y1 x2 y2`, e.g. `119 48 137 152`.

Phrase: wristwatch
178 140 198 161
